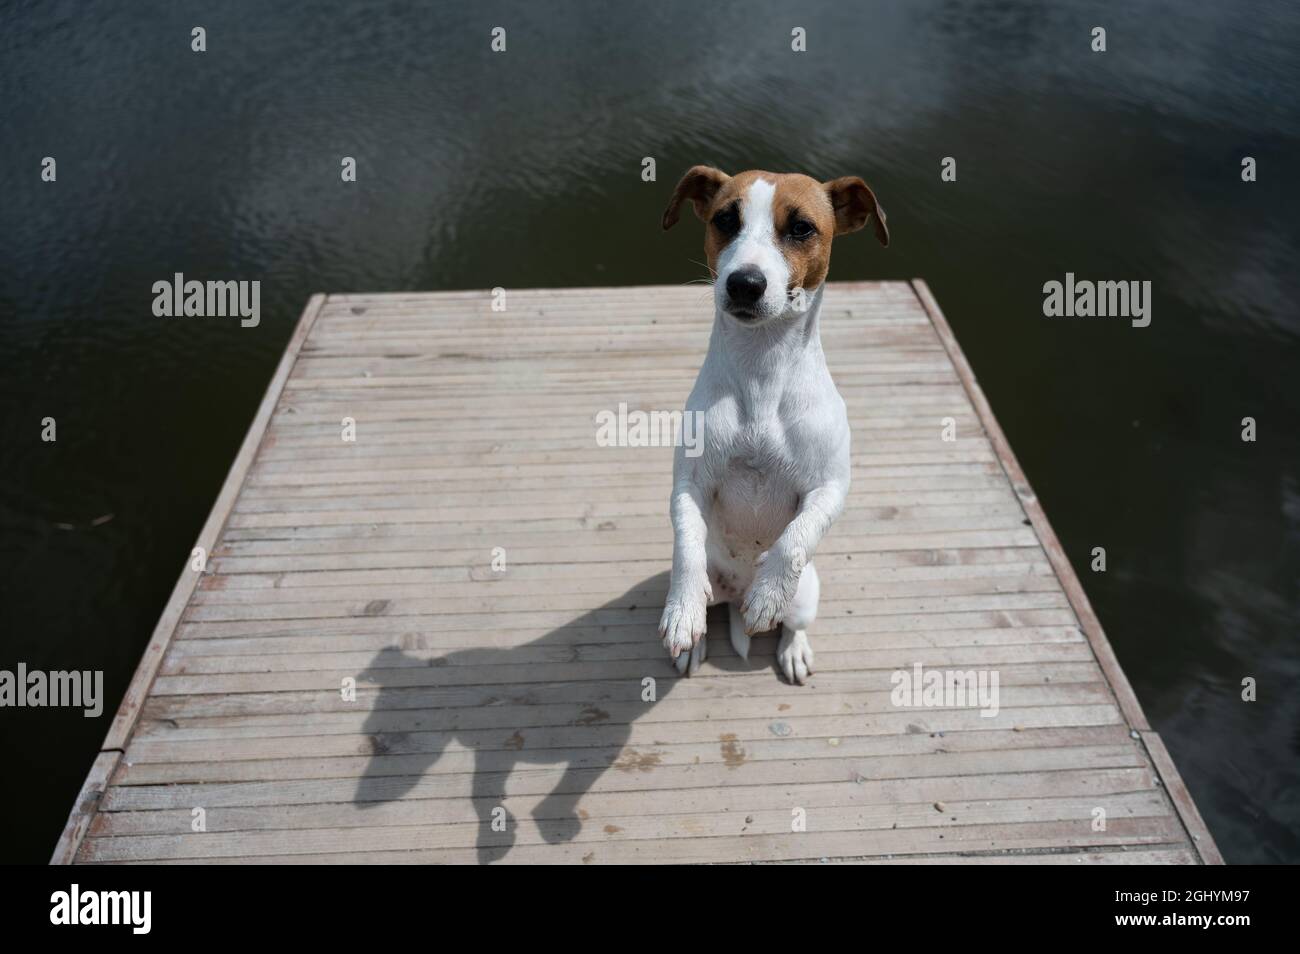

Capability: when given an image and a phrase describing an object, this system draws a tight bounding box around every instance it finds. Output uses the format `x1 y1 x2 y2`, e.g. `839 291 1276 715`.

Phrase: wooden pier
54 281 1221 864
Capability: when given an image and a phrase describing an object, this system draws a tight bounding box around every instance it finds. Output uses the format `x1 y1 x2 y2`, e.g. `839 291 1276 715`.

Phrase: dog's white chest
708 422 800 560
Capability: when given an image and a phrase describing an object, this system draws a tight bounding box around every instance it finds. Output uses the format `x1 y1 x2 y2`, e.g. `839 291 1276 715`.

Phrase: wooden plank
90 786 1156 837
188 559 1048 594
112 845 1199 864
817 848 1200 864
162 625 1083 661
124 721 1128 766
113 740 1143 786
78 816 1187 864
177 589 1068 625
138 690 1117 729
129 700 1116 745
156 643 1087 682
78 797 1175 861
146 660 1098 698
195 557 1053 593
99 764 1150 812
168 609 1084 642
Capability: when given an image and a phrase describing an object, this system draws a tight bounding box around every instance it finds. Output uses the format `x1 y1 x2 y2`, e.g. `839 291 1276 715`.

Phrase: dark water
2 0 1297 863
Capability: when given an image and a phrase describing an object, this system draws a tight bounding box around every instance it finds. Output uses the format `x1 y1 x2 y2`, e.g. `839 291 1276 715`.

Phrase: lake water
2 0 1297 863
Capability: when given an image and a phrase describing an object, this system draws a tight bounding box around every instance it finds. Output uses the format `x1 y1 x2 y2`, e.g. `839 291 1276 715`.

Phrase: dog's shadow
352 570 757 863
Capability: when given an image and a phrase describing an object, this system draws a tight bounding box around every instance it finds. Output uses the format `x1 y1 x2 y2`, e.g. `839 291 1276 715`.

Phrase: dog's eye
712 207 740 236
788 219 816 240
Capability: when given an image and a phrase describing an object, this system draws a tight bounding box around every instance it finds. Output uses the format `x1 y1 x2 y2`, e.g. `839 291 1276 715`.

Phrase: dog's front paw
777 628 815 686
659 586 709 663
740 576 787 634
742 547 804 634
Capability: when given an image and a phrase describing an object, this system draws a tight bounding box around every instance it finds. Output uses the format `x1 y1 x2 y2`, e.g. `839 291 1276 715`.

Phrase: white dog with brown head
659 166 888 683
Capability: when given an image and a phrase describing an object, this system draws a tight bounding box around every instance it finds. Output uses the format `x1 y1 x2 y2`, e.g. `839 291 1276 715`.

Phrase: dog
658 166 888 684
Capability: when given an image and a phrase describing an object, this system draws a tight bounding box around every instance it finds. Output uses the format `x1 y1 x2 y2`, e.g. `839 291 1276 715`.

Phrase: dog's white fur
659 178 851 685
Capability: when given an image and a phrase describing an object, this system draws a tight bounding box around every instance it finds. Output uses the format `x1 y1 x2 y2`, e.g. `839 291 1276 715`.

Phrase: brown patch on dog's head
663 166 888 297
768 173 839 291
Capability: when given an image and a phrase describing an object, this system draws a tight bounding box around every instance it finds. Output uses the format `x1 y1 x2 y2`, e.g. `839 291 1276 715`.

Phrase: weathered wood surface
56 282 1220 864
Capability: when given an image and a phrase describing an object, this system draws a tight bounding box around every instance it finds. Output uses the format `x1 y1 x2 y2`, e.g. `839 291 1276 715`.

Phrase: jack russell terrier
659 166 889 684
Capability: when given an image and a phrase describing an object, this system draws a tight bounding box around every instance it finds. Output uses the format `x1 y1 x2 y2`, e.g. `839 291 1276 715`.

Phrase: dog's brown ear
823 176 889 246
662 165 730 230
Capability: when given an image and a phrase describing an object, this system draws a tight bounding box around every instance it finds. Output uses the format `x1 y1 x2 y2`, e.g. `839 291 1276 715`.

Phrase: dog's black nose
726 267 767 306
